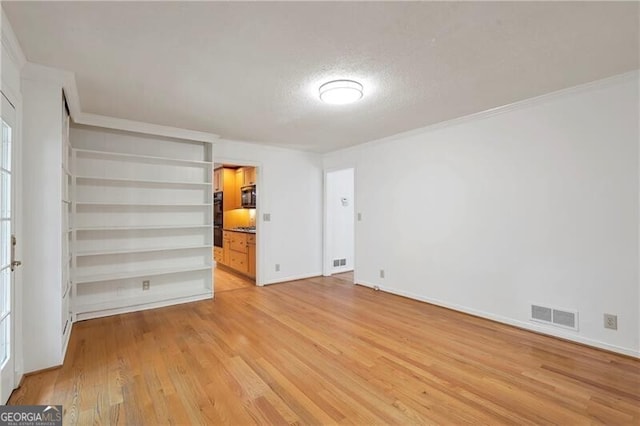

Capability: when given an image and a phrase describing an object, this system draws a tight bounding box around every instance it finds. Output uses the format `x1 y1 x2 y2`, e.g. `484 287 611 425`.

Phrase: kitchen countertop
223 228 256 234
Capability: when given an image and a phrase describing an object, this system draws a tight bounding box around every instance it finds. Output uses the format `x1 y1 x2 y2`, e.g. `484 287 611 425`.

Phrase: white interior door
0 93 18 403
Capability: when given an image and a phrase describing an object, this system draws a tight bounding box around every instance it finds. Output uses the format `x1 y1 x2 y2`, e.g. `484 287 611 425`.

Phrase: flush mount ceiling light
319 80 364 105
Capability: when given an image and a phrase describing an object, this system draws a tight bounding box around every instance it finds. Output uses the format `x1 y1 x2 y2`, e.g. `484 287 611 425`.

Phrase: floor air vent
531 304 578 330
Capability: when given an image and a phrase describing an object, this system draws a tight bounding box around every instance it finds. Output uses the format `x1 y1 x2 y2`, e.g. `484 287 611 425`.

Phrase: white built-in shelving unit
70 128 213 320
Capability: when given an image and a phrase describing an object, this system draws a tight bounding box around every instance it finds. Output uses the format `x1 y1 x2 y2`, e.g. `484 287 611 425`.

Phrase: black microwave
241 185 256 208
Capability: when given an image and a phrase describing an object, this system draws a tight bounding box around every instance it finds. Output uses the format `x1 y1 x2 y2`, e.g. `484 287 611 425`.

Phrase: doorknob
10 234 21 271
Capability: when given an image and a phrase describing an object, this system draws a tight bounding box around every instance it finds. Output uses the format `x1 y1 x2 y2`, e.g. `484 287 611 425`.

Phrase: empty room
0 1 638 424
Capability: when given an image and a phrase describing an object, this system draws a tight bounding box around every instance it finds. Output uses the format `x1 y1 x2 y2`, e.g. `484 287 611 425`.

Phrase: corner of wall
1 7 26 67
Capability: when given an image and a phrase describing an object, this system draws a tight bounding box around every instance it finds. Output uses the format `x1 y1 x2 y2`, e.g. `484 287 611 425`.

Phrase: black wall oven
213 192 223 247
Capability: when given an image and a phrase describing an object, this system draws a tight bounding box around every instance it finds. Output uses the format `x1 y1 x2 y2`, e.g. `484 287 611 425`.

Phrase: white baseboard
75 292 213 321
331 267 354 275
356 280 639 358
262 272 322 286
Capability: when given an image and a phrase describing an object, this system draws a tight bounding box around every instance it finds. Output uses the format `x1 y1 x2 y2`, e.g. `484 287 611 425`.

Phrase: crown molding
22 61 219 143
214 137 323 156
21 62 81 116
325 70 640 158
75 112 220 143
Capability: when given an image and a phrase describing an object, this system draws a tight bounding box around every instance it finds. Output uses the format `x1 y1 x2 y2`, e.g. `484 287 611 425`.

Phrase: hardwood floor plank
8 275 640 424
252 356 340 425
214 266 254 292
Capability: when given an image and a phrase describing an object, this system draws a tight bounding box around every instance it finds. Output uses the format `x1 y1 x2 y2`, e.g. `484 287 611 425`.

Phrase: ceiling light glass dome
319 80 364 105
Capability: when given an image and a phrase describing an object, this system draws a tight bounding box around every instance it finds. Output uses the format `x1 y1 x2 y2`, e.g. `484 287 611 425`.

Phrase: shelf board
74 264 213 284
74 148 213 166
74 288 212 314
74 224 212 232
76 244 212 257
75 202 211 207
75 175 212 187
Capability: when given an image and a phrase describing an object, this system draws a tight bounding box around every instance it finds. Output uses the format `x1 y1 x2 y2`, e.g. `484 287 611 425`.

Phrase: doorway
0 93 18 403
212 160 259 293
323 168 355 280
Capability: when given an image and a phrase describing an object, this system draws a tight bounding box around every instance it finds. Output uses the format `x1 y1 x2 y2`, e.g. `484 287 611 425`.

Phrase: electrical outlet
263 213 271 222
604 313 617 330
275 264 280 272
357 213 362 221
379 269 385 279
142 280 150 291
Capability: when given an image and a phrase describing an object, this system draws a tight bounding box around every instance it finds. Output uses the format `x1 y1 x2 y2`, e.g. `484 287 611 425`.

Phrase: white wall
214 139 323 284
21 70 64 372
325 168 354 274
324 72 640 357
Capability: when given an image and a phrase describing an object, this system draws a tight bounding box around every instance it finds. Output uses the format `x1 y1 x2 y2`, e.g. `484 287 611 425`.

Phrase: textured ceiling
3 1 639 152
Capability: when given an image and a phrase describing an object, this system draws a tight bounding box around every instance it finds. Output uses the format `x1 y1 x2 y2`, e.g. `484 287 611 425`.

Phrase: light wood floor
214 266 254 293
332 271 353 284
10 275 640 424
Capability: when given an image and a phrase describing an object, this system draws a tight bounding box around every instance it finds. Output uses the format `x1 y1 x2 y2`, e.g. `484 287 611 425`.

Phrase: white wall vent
531 304 578 331
531 305 552 322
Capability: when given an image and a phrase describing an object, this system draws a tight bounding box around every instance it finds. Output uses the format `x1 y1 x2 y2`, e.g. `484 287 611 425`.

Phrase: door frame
0 88 23 400
322 166 356 280
212 156 263 286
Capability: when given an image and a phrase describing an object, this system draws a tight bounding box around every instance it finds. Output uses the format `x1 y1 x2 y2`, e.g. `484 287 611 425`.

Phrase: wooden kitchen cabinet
220 168 240 210
213 168 222 192
229 232 248 274
247 234 256 278
213 246 223 263
222 231 232 265
234 168 244 207
229 250 248 274
229 231 247 253
219 230 254 278
241 167 256 186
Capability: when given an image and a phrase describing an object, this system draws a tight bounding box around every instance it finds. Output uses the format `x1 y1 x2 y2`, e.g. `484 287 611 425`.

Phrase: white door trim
0 91 22 403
